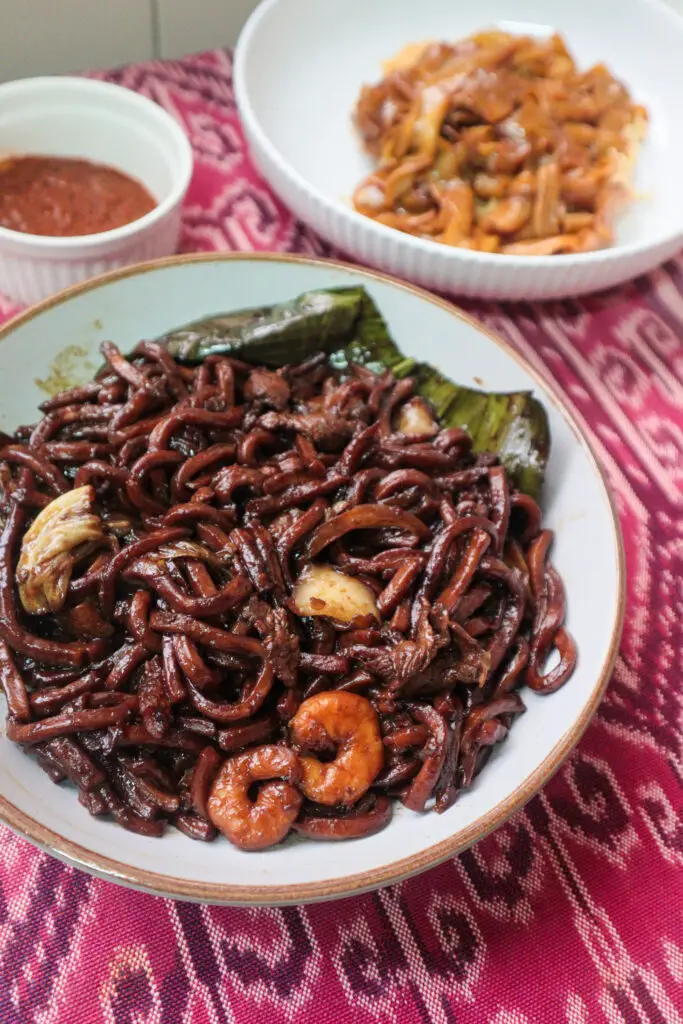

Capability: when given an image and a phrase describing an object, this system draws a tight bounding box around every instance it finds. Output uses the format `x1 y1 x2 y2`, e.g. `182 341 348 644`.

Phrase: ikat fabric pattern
0 50 681 1024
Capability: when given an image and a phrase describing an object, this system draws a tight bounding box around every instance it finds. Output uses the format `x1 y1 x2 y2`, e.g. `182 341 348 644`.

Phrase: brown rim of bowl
0 251 626 906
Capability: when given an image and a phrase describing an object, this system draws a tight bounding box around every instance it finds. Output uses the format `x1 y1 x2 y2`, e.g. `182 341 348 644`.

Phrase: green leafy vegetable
160 289 363 366
159 287 549 498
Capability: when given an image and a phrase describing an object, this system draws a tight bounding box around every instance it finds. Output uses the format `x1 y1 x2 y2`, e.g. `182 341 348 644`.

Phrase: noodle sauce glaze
0 335 576 850
0 155 157 237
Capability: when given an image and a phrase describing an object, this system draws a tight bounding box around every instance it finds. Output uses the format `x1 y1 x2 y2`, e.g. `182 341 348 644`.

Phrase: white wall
0 0 262 80
1 0 683 79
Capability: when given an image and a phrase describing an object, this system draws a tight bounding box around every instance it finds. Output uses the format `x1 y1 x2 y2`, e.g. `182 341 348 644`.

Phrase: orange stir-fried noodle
353 31 647 255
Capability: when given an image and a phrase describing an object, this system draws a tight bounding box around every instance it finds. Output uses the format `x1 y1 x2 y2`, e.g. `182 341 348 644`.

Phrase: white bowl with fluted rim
0 253 623 905
0 77 193 305
234 0 683 300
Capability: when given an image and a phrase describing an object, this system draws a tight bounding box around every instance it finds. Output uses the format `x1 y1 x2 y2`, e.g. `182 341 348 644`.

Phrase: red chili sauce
0 155 157 237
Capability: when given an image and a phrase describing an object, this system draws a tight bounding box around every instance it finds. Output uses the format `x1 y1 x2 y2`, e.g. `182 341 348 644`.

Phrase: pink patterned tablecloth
0 50 682 1024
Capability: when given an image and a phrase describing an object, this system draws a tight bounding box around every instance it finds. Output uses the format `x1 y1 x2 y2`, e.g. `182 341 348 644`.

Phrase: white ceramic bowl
235 0 683 300
0 253 624 904
0 77 193 305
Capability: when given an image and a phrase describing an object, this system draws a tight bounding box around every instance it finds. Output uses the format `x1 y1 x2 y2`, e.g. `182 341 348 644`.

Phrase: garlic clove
396 397 438 438
292 564 379 624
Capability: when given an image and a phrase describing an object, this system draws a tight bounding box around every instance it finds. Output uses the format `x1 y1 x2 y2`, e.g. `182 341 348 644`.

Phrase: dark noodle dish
0 287 576 850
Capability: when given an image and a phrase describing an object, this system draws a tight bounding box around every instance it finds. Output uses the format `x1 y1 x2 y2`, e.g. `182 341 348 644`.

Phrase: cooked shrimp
207 744 302 851
289 691 384 807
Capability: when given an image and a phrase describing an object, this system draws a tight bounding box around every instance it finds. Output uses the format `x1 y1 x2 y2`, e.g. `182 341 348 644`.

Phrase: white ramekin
0 77 194 305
